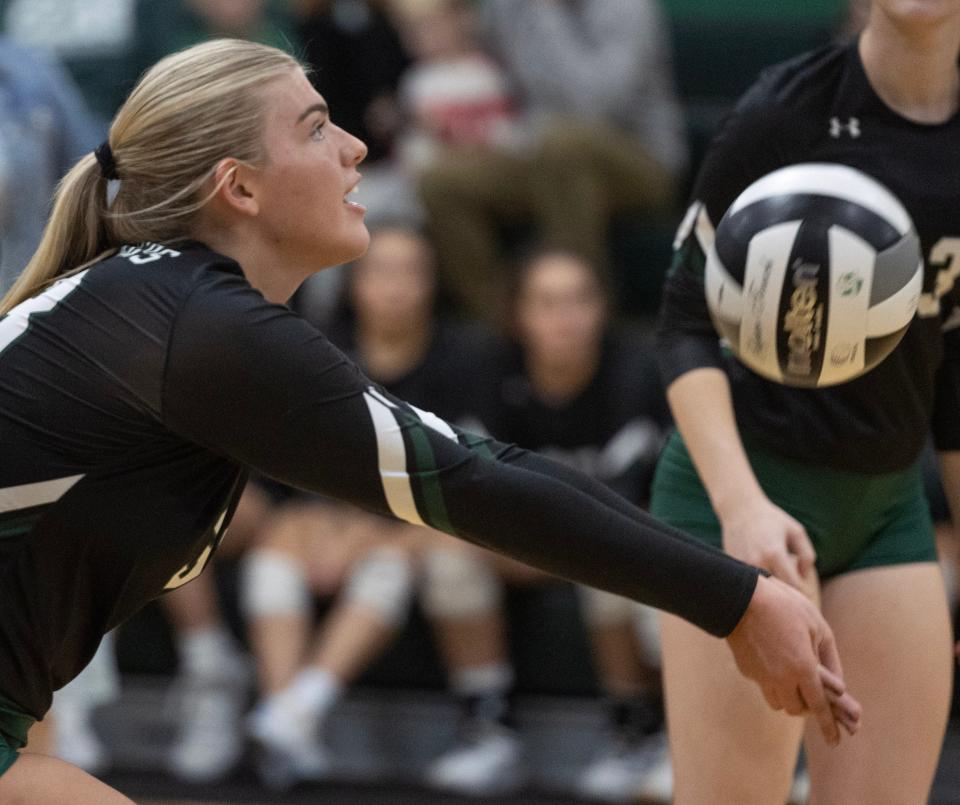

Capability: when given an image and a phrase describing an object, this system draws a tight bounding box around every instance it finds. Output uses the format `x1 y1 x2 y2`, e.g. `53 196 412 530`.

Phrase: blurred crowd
5 1 947 803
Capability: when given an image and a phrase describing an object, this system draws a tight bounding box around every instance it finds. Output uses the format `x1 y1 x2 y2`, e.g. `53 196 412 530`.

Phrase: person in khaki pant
417 0 686 324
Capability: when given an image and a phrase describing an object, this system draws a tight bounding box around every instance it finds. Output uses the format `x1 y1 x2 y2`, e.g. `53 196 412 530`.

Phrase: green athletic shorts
650 431 938 580
0 691 34 777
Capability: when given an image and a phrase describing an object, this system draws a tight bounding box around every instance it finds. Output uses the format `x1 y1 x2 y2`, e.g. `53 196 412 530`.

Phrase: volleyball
705 163 922 388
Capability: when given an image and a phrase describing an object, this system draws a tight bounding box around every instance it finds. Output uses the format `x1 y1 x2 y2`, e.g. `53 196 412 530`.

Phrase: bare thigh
806 563 952 805
0 753 134 805
661 612 807 805
662 571 821 805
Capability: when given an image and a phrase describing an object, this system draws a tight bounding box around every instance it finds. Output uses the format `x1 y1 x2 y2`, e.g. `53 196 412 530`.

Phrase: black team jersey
483 333 670 506
0 242 759 719
658 38 960 472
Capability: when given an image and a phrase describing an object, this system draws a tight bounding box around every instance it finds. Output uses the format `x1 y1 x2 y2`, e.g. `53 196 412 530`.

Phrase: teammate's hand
726 574 861 746
720 495 815 591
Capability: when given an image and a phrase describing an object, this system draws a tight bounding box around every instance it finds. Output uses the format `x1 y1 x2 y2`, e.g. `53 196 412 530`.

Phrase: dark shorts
650 431 937 580
0 691 33 777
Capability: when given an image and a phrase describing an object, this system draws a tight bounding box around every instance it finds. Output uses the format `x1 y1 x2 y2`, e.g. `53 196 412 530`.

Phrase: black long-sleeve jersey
0 242 759 719
658 38 960 472
482 332 671 506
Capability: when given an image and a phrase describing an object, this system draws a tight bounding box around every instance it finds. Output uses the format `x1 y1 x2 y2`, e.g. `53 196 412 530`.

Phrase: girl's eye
311 122 326 141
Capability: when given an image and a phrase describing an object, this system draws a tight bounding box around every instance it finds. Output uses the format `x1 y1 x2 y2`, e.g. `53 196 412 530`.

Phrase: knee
421 548 502 619
240 548 310 619
341 547 416 628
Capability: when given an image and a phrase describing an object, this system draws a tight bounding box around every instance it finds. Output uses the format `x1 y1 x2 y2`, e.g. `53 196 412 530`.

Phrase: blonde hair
1 38 302 313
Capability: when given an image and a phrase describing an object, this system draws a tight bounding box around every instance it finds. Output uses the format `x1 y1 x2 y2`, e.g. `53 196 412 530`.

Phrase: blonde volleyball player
0 39 856 804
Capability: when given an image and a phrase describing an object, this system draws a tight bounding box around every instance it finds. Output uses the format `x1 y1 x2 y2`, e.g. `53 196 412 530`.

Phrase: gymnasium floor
115 720 960 805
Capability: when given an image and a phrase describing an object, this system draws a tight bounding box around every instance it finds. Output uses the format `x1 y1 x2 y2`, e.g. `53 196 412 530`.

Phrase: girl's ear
209 158 260 218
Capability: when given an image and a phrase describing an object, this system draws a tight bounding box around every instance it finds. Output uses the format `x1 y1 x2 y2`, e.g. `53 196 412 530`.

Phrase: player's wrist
712 482 768 525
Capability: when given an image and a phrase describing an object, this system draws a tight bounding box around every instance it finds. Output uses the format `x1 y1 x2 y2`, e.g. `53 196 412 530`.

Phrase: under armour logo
829 117 861 138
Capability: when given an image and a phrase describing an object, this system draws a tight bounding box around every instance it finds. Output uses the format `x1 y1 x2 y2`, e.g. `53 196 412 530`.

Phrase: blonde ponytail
1 39 302 314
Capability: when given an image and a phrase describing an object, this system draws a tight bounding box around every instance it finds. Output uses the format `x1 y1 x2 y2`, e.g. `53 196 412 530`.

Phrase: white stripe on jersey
408 403 459 442
0 474 85 514
362 390 426 527
0 271 88 355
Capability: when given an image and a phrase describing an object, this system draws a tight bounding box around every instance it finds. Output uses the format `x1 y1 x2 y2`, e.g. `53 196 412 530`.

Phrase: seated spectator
0 35 101 294
243 500 423 790
392 0 521 175
131 0 296 77
417 0 688 324
421 249 672 802
241 223 499 790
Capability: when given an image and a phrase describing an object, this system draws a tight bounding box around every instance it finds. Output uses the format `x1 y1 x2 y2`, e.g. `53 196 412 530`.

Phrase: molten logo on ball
783 262 823 377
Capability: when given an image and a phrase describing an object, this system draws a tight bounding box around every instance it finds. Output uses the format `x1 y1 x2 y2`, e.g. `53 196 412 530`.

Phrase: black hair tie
94 142 119 181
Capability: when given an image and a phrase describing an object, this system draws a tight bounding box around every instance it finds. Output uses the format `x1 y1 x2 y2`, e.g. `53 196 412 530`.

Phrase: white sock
450 662 513 699
179 625 237 678
282 667 343 724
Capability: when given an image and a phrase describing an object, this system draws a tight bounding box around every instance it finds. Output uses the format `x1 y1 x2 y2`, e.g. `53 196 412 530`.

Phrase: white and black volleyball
705 163 922 388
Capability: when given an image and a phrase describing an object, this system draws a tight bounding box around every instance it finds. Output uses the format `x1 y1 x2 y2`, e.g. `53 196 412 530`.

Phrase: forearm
666 368 765 519
432 441 760 638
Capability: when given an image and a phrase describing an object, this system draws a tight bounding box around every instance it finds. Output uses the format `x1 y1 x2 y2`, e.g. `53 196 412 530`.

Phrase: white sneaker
246 696 330 791
425 722 524 796
167 655 251 783
578 731 672 803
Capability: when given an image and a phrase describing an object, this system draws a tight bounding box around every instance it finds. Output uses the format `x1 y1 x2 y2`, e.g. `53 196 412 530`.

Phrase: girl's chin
328 229 371 267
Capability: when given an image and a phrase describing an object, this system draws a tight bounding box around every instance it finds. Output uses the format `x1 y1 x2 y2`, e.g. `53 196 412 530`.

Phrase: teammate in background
241 224 485 789
653 1 959 803
422 250 672 802
0 39 856 805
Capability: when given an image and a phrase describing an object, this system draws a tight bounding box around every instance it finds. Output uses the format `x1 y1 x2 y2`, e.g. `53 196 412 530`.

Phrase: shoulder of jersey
733 40 849 125
93 242 242 291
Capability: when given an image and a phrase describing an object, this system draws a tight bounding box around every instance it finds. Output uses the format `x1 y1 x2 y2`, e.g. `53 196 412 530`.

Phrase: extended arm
161 273 858 740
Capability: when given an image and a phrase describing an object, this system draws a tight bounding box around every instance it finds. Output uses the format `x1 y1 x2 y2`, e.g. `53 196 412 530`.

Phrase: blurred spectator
243 502 422 790
0 36 100 294
295 0 409 164
421 249 673 802
132 0 297 78
418 0 688 324
242 224 498 790
288 0 416 318
293 0 415 222
1 0 137 120
392 0 521 174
